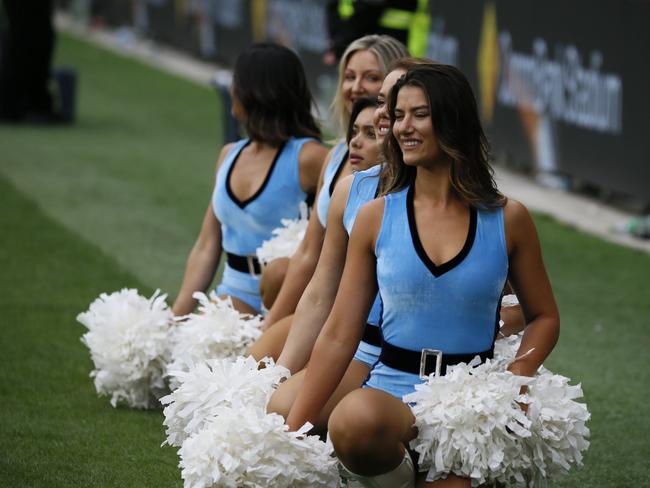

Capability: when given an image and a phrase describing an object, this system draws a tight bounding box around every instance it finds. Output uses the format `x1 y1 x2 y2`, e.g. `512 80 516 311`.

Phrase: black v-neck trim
226 140 286 209
406 183 477 278
328 149 349 196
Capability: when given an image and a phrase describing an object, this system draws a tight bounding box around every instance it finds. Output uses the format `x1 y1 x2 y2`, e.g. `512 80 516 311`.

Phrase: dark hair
233 43 321 145
346 97 378 144
382 64 505 208
376 58 441 195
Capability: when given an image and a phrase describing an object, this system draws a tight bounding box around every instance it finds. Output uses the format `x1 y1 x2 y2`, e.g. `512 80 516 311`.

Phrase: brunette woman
172 43 328 316
286 64 560 487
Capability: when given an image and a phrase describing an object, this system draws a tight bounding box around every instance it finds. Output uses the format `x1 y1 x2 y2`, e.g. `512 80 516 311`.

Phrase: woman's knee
219 294 258 315
328 389 413 475
248 316 292 361
328 390 391 455
259 258 289 309
266 372 303 420
266 387 292 420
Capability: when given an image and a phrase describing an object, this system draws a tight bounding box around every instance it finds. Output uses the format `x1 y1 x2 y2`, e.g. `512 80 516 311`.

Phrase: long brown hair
381 64 505 208
377 58 439 195
233 43 321 146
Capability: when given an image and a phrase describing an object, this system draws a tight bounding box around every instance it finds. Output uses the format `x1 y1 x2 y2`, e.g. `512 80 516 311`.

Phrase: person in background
0 0 59 123
324 0 430 64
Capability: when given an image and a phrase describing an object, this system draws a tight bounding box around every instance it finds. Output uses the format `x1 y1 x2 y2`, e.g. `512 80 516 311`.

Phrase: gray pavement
57 14 650 255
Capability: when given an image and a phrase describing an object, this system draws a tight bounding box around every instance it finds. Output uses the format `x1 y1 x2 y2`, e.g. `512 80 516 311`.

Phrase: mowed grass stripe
0 175 179 487
0 33 223 295
532 213 650 487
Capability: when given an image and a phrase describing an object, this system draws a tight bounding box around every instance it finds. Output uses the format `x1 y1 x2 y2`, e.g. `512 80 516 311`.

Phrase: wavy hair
381 64 505 208
377 57 440 195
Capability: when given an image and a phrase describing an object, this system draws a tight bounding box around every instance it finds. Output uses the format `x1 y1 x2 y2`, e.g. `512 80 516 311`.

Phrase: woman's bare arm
262 207 327 327
276 174 355 373
171 144 232 316
286 199 383 430
504 199 560 376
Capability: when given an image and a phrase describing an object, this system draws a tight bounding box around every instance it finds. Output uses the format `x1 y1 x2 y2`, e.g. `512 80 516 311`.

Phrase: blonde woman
253 35 408 354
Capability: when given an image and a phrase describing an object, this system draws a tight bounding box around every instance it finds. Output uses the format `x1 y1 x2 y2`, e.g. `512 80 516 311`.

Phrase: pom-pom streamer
178 408 340 488
167 292 262 386
256 202 308 265
405 349 590 487
161 356 289 447
77 288 173 409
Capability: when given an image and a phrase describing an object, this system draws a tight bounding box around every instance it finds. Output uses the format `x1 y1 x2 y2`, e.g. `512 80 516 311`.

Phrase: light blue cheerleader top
342 164 383 367
365 182 509 399
212 137 315 256
316 142 348 228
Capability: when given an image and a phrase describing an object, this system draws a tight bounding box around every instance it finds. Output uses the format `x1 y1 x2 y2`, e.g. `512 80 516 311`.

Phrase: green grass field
1 33 649 487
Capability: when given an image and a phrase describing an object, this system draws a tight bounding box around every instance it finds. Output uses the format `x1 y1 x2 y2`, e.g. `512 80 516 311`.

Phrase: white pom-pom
178 408 340 488
501 294 519 307
405 359 534 486
77 288 173 409
406 351 590 486
522 368 591 482
161 356 289 447
493 332 525 365
167 292 262 384
256 202 308 265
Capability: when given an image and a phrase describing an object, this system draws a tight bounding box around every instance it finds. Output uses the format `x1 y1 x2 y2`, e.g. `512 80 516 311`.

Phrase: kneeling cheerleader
286 64 589 487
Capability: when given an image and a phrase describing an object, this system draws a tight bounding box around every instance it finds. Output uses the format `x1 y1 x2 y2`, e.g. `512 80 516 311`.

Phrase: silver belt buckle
246 256 258 277
420 349 443 380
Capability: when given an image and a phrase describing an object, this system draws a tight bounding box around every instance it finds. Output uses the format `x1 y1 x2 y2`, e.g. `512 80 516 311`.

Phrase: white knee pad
338 450 415 488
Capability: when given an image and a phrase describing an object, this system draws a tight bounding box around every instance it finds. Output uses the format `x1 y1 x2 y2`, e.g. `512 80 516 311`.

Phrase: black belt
379 340 494 379
226 252 262 275
361 323 382 347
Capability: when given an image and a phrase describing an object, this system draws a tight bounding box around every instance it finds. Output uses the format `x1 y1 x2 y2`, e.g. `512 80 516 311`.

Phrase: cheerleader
171 43 328 316
259 60 420 429
261 58 522 426
253 35 408 346
286 64 560 487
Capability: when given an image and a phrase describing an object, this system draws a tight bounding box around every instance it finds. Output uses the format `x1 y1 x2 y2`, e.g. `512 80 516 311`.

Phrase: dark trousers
0 0 55 120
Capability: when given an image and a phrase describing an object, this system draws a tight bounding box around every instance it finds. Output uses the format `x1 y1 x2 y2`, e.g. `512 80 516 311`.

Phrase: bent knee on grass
219 294 258 315
328 388 416 456
259 258 289 309
267 370 305 419
328 388 415 475
247 314 293 361
267 361 369 433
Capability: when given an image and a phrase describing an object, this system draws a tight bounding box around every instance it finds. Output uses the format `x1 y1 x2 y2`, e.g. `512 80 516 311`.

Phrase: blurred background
50 0 650 209
0 1 648 487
